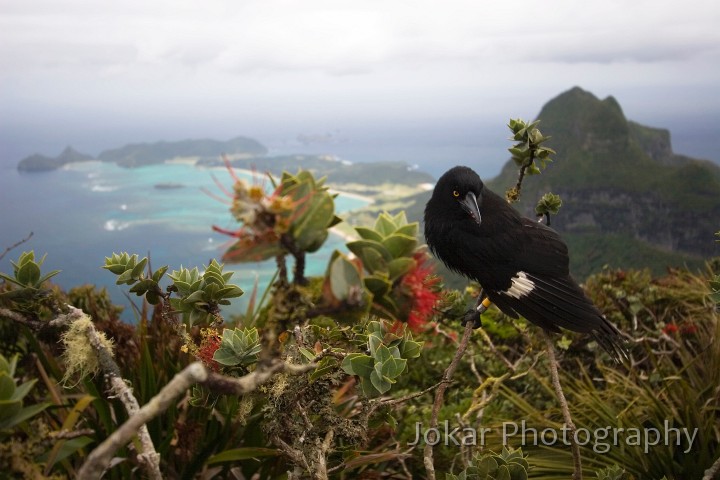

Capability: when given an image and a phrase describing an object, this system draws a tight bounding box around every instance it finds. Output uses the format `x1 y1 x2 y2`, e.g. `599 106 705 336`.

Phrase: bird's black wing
471 218 626 360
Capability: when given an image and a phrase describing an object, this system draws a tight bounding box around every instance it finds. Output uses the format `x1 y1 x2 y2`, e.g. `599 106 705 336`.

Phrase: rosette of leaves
212 327 261 368
278 170 342 253
167 260 244 326
506 118 555 202
103 253 243 326
0 353 51 432
596 465 629 480
446 447 530 480
0 251 60 303
507 118 554 174
221 169 341 263
103 252 168 305
341 320 422 397
345 212 419 319
535 192 562 225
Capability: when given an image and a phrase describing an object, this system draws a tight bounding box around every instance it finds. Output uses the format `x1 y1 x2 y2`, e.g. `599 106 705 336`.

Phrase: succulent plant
446 447 530 480
595 465 629 480
341 320 422 397
0 251 60 303
346 212 421 319
219 169 340 264
167 260 244 326
103 253 243 326
212 327 262 367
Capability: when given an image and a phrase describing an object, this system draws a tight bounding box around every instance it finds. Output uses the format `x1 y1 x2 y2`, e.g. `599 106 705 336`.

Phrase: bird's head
426 166 484 226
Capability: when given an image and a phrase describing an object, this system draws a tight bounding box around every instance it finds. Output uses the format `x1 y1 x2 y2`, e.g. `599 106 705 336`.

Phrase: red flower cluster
196 329 223 371
662 322 698 336
400 252 441 332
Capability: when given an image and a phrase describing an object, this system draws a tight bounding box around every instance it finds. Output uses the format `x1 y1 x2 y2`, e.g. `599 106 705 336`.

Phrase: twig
702 457 720 480
542 331 582 480
78 358 314 479
85 322 162 480
78 362 207 479
0 231 33 261
511 156 535 202
50 428 96 440
0 307 42 328
704 454 720 480
363 381 443 423
423 322 475 480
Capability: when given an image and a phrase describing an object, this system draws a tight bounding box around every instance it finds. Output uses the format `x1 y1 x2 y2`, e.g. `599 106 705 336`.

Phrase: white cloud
1 0 719 142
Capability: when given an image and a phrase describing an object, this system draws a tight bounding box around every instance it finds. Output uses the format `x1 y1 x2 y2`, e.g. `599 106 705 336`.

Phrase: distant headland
17 136 267 171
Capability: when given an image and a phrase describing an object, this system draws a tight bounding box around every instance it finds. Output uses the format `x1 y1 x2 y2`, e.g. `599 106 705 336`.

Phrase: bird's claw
461 309 482 329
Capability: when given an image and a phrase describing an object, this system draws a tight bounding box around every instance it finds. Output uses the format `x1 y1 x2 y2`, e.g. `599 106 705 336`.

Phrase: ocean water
0 161 369 320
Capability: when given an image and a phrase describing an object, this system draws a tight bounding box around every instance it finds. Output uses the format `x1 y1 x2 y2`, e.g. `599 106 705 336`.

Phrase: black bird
424 166 626 360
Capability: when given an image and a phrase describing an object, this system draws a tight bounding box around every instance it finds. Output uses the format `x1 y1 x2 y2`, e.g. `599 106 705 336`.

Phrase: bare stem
542 331 582 480
423 322 474 480
0 231 33 261
703 453 720 480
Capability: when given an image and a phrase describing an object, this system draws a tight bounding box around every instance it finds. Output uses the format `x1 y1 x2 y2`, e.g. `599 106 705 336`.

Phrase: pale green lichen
60 314 114 386
269 373 288 399
235 395 254 426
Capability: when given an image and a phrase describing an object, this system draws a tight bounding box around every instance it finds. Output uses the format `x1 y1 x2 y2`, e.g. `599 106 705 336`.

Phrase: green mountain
386 87 720 279
17 146 94 171
97 136 267 168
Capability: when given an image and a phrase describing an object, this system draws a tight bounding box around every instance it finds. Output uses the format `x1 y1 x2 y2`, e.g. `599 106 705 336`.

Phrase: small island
154 183 186 190
17 146 94 172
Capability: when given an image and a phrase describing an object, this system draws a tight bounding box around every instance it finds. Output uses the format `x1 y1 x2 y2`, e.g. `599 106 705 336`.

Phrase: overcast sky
2 0 720 164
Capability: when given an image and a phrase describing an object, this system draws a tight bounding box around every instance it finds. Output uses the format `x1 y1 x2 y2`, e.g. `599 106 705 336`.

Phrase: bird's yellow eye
452 190 460 197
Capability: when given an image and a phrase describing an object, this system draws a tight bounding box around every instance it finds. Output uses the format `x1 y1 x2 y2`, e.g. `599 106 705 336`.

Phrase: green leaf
355 227 384 242
309 357 337 382
17 261 41 286
388 257 416 281
342 353 375 377
369 367 392 394
368 334 382 356
364 275 391 297
347 239 392 262
382 234 417 258
374 213 397 237
130 256 148 280
11 379 37 402
207 448 278 464
0 402 51 429
360 247 387 274
374 344 392 364
151 265 169 283
496 465 511 480
395 223 418 237
399 338 423 359
115 269 134 285
329 254 362 301
299 347 316 362
184 290 206 304
0 373 16 399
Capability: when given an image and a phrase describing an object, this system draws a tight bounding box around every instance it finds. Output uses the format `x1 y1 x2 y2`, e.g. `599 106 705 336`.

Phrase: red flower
680 323 698 335
400 252 441 332
662 323 679 335
196 329 223 371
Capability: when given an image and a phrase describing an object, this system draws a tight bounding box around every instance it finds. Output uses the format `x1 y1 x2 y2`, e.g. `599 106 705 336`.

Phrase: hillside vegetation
364 87 720 279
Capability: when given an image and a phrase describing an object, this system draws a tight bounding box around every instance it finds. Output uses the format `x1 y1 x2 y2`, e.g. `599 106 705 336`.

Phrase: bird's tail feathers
592 319 629 363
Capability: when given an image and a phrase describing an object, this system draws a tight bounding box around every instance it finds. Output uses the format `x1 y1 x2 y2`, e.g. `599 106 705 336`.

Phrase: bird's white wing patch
502 271 535 299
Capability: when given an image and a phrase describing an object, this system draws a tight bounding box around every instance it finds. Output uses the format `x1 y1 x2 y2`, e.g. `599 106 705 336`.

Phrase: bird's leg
461 290 491 329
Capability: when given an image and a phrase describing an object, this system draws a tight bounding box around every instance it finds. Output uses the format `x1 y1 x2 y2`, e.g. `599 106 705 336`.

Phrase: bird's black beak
460 191 482 225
